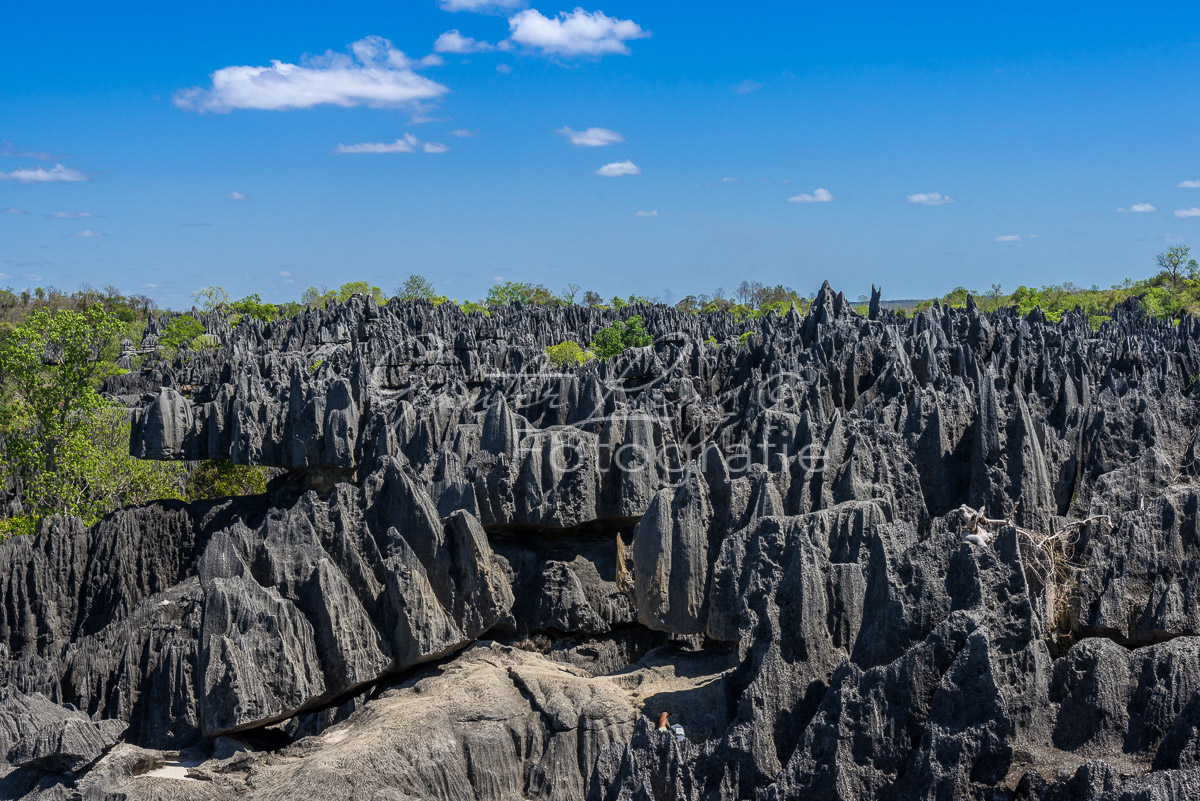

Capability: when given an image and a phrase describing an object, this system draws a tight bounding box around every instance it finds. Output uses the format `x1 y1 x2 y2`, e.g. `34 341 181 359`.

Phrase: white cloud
788 187 834 203
556 126 624 147
229 191 250 200
0 141 55 160
722 177 738 184
635 210 658 217
336 134 419 154
434 29 495 53
0 164 88 184
992 234 1040 243
279 270 293 277
50 210 95 218
907 192 956 206
1175 208 1200 219
596 160 640 177
1116 203 1156 213
450 129 475 137
734 79 762 94
508 9 649 57
143 283 157 288
2 207 26 214
71 229 103 238
440 0 524 11
496 63 513 74
1178 180 1200 188
424 142 450 153
175 36 449 113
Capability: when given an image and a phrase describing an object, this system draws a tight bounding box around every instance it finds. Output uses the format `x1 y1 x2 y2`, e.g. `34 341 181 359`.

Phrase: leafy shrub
158 316 204 352
589 315 654 359
301 282 387 307
185 461 271 499
486 281 562 307
545 341 594 368
0 515 37 538
738 331 752 346
191 333 220 351
231 293 280 322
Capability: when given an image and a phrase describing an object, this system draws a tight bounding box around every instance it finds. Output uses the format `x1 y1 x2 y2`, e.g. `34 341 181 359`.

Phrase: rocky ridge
2 284 1200 799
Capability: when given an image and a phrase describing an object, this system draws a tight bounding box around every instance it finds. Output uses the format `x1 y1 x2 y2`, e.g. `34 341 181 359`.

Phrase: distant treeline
1 244 1197 333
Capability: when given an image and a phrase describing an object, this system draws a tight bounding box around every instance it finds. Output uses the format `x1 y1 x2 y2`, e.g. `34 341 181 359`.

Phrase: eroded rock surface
5 287 1200 799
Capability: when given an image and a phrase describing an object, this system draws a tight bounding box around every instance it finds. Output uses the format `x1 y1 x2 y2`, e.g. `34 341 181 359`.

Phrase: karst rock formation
4 284 1200 800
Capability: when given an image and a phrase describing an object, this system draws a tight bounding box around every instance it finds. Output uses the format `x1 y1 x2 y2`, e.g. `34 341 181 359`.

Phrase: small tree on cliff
0 305 185 533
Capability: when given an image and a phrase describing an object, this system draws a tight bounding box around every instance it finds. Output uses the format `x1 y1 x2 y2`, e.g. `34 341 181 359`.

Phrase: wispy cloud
449 129 476 137
635 210 658 217
440 0 524 12
788 188 834 203
175 36 449 113
2 207 26 214
992 233 1039 243
1178 180 1200 189
279 269 292 277
557 126 624 147
228 191 250 200
434 29 495 53
71 229 104 238
336 134 419 154
509 9 649 57
0 164 88 184
734 79 762 94
50 210 95 218
907 192 956 206
597 160 640 177
1116 203 1156 213
496 63 513 74
1175 208 1200 219
424 142 450 154
143 283 157 288
0 141 55 160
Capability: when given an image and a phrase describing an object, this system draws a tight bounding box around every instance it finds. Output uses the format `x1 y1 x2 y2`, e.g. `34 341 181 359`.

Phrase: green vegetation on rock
545 341 594 368
589 315 654 358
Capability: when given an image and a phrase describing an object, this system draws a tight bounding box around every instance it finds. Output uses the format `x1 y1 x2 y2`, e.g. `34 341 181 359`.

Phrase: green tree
231 293 280 322
0 305 188 530
0 305 125 472
336 281 387 304
192 285 231 313
399 274 437 302
589 315 654 358
301 282 386 307
1156 245 1198 287
301 285 331 307
157 316 204 353
486 281 561 307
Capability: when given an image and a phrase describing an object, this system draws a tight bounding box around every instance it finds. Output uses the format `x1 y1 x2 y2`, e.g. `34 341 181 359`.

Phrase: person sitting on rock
668 715 686 744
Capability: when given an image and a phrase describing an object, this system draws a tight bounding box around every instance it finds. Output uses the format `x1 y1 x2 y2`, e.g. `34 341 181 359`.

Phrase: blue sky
2 1 1199 307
